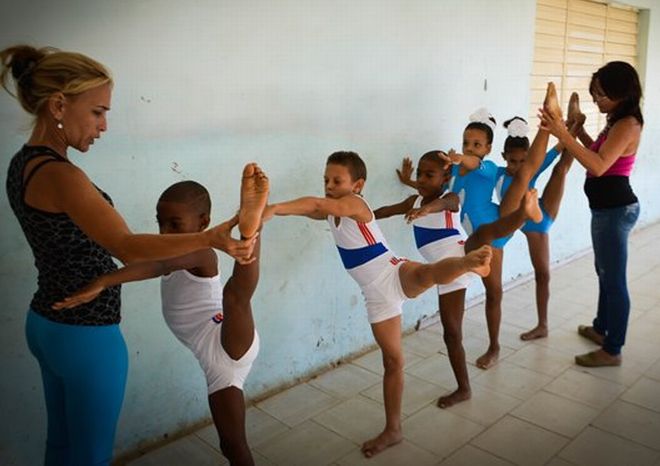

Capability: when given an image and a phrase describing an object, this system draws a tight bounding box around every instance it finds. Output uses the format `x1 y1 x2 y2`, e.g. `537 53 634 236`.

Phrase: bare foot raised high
239 163 269 239
544 82 562 120
566 91 583 127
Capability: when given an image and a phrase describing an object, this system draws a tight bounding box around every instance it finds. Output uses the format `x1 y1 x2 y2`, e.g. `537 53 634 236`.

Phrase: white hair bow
507 118 529 138
469 108 496 131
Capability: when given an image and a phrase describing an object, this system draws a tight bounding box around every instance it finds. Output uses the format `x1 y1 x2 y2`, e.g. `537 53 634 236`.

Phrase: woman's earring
56 121 63 129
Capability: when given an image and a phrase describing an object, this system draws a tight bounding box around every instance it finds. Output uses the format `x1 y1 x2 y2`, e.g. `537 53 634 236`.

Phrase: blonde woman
1 45 255 465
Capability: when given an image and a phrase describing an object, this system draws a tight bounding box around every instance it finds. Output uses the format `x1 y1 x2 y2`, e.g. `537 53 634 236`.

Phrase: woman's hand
568 112 587 137
207 215 257 264
539 107 570 140
52 281 106 310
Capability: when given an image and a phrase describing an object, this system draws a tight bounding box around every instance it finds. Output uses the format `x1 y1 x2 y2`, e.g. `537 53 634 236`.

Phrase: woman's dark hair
502 116 530 154
590 61 643 126
465 117 496 144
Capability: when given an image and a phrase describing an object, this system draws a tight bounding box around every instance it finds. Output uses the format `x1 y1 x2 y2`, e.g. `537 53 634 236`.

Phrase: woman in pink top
540 61 643 367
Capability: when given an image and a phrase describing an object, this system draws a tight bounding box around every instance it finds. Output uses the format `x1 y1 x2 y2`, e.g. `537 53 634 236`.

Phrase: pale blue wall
1 1 659 464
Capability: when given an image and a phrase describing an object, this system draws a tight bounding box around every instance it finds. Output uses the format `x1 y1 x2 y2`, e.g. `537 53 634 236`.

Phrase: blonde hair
1 45 112 117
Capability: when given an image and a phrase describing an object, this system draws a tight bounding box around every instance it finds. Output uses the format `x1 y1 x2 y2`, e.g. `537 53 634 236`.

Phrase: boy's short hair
326 151 367 181
419 150 447 170
159 180 211 215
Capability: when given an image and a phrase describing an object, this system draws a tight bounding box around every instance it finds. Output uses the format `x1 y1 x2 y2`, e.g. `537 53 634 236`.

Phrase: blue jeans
590 202 640 355
26 310 128 466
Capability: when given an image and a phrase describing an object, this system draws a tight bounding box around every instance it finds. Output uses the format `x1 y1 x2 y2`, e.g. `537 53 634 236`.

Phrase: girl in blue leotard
444 85 563 368
445 108 508 369
495 115 582 341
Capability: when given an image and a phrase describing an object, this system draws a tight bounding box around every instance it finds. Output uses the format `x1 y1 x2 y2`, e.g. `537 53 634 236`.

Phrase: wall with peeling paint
1 0 659 463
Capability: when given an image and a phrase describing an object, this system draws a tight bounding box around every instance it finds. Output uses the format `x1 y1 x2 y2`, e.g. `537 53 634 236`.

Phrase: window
530 0 639 134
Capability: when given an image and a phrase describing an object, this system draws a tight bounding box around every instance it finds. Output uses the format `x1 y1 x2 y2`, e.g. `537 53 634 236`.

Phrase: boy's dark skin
374 155 472 408
378 153 544 402
54 164 268 466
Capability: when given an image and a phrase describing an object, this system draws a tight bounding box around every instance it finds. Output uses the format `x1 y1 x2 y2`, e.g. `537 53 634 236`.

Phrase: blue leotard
494 147 560 234
449 160 510 249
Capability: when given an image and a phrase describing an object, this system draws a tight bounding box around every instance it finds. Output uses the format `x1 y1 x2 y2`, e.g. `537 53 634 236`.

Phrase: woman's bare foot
465 245 492 277
577 325 605 345
476 347 499 370
520 324 548 341
544 82 562 120
361 429 403 458
239 163 269 239
523 189 543 223
575 349 621 367
437 387 471 409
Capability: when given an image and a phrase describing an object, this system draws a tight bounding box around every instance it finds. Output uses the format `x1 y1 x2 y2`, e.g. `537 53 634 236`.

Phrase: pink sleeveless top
587 129 636 178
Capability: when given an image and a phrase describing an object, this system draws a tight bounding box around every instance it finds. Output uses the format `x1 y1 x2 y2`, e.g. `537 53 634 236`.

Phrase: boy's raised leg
208 164 269 466
221 163 268 359
398 247 492 299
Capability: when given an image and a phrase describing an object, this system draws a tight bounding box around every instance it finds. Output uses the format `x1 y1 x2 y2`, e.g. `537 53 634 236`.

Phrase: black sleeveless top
6 145 121 325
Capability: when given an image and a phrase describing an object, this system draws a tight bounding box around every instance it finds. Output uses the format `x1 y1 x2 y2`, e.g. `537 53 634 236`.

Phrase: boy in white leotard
263 151 492 459
54 164 268 466
376 151 545 409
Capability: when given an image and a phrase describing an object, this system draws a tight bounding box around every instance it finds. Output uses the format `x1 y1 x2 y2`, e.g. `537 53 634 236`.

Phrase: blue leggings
26 310 128 466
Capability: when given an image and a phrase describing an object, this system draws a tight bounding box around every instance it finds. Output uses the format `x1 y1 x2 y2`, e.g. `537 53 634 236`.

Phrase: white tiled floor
123 222 660 465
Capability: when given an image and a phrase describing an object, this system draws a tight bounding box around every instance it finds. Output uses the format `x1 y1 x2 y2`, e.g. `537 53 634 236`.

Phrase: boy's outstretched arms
263 195 371 222
52 249 216 310
404 192 460 223
373 195 417 220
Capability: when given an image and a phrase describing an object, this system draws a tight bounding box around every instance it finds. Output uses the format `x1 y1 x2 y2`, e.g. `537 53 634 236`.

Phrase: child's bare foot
524 189 544 223
361 429 403 458
544 82 562 120
476 347 499 370
465 245 492 277
437 387 471 409
239 163 269 239
565 91 580 126
520 324 548 341
569 112 587 135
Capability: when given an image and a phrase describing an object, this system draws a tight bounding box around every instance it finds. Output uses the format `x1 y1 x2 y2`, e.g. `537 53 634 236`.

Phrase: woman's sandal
577 325 605 345
575 349 621 367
